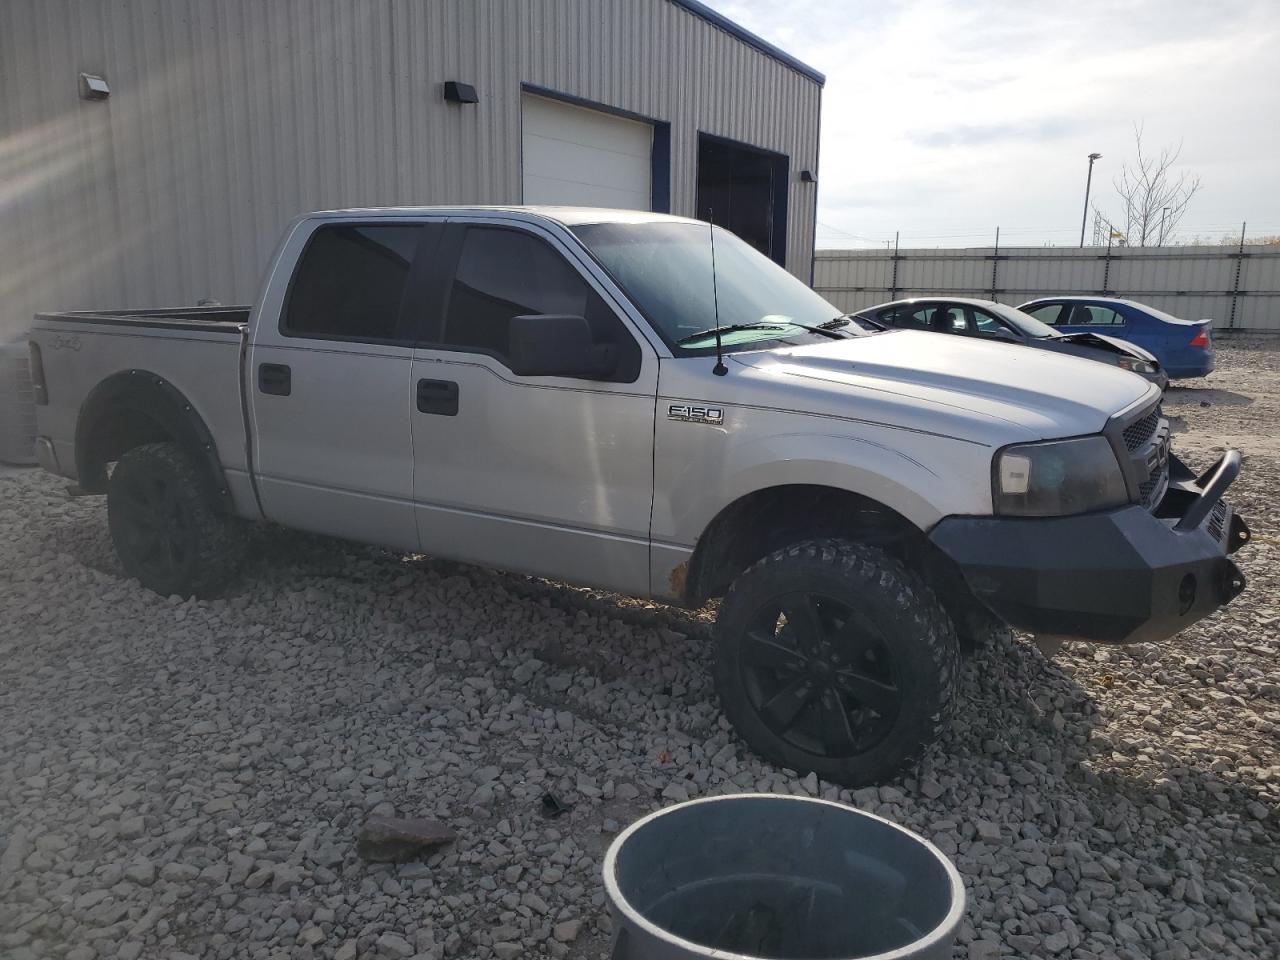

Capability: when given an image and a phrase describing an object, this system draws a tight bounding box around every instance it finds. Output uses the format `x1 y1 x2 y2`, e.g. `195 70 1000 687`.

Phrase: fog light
1178 574 1196 615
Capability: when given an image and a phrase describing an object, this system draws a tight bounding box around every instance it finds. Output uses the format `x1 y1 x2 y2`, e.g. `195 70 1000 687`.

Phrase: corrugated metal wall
814 246 1280 331
0 0 822 339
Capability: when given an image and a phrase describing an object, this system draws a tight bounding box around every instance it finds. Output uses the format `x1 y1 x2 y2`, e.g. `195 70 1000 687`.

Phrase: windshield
571 221 862 353
987 302 1060 339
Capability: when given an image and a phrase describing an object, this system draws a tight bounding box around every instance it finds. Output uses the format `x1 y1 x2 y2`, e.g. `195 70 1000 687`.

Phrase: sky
712 0 1280 248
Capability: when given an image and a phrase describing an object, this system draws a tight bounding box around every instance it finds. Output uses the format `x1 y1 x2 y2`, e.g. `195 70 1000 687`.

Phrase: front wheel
107 442 243 597
714 539 960 786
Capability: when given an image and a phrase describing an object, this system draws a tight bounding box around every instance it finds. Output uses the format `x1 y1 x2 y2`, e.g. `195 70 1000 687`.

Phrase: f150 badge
668 403 724 425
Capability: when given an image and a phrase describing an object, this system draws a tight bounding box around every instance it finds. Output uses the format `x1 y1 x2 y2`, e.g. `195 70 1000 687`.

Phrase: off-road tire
107 442 243 597
715 539 960 786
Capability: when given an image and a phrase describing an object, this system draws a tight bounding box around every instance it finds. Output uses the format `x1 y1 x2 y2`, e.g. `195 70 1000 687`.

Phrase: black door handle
416 378 458 416
258 363 291 396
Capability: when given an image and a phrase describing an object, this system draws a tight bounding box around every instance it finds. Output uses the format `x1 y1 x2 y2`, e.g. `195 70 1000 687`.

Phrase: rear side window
1067 304 1124 326
283 224 424 342
440 226 639 380
892 304 964 332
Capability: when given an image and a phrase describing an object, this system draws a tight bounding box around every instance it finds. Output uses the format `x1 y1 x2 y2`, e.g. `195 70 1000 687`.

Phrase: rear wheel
107 442 243 597
714 539 960 786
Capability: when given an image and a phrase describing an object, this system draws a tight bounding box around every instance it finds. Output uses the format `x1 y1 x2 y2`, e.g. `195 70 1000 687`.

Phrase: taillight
28 340 48 405
1189 328 1210 349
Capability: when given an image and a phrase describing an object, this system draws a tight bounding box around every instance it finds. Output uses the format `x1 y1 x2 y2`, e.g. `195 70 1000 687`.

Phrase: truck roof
301 205 702 228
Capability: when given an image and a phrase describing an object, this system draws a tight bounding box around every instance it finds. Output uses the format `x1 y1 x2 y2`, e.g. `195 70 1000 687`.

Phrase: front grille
1123 407 1161 451
1139 468 1162 508
1115 400 1168 511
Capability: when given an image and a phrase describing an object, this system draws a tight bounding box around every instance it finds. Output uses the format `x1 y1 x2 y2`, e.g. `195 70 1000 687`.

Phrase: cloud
908 118 1080 150
713 0 1280 246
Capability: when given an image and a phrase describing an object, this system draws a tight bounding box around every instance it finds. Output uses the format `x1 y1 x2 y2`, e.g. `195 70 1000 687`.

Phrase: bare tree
1104 125 1201 246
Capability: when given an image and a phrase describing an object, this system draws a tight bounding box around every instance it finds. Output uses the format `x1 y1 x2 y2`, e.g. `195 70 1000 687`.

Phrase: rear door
248 219 441 550
409 219 659 595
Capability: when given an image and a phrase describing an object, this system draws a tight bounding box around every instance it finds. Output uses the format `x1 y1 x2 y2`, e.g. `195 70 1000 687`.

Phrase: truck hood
729 330 1156 443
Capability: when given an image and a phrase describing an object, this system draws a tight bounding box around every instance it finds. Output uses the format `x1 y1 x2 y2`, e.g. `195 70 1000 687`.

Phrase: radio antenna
707 210 727 376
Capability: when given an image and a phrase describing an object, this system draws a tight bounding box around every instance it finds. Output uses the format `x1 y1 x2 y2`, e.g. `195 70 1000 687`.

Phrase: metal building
0 0 824 339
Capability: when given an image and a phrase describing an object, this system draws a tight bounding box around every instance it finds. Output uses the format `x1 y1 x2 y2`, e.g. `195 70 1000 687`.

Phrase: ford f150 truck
29 207 1251 785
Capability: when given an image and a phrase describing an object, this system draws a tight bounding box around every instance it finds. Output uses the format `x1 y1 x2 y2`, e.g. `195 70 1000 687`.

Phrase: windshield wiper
792 321 851 339
822 313 882 332
677 322 787 345
677 319 851 346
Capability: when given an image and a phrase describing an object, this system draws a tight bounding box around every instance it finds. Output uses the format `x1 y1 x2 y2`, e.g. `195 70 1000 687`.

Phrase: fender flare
75 369 232 511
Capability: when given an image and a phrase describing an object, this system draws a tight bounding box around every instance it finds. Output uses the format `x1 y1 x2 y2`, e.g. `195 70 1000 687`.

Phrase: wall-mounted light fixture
79 73 110 101
443 81 479 104
800 169 817 183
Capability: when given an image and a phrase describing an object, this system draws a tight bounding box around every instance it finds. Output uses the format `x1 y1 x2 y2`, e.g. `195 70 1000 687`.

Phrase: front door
248 220 439 550
410 221 658 595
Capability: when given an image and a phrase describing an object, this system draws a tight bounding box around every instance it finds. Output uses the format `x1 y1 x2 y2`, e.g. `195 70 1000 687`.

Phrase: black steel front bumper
930 451 1249 644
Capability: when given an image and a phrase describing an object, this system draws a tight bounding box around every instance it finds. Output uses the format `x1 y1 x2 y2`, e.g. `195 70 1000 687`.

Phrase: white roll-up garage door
521 94 653 210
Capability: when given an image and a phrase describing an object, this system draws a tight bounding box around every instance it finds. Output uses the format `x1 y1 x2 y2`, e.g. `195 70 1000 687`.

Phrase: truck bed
30 305 255 517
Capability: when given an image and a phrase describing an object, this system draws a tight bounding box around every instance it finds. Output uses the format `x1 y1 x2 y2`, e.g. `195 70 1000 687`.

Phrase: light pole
1080 152 1102 247
1158 205 1170 246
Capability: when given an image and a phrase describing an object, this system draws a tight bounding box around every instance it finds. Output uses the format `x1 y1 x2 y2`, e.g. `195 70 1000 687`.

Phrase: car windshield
570 221 863 353
987 302 1060 339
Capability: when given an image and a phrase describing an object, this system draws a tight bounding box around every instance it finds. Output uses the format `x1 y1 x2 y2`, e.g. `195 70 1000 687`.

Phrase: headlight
993 436 1129 516
1117 357 1157 375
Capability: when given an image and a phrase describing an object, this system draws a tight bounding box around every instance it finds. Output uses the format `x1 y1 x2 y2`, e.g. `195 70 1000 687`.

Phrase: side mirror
990 327 1019 342
508 314 617 379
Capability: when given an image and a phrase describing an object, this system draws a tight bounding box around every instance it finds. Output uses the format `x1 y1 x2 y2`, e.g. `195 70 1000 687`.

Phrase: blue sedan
1017 297 1214 380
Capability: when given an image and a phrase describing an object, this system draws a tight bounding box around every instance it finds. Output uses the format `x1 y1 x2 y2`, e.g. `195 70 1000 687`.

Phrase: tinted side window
897 304 965 332
284 225 423 342
442 227 639 380
893 307 931 330
937 306 967 333
1023 304 1065 325
876 307 903 327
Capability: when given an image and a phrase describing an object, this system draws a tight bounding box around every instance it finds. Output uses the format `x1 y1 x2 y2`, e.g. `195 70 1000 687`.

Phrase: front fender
653 427 994 549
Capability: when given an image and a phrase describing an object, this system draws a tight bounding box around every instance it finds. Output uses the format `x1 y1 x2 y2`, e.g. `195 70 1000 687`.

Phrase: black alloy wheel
715 539 960 786
738 590 902 758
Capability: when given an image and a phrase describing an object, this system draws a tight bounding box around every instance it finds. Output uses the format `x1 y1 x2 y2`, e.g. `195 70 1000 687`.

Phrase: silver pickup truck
29 206 1250 785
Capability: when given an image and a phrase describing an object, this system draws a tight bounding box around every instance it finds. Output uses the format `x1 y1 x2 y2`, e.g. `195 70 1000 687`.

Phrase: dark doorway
696 134 789 266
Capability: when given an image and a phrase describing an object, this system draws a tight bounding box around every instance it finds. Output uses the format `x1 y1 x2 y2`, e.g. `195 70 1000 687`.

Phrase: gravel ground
2 342 1277 960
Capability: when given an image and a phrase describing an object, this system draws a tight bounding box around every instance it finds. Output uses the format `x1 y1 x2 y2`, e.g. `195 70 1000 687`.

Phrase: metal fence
813 243 1280 332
